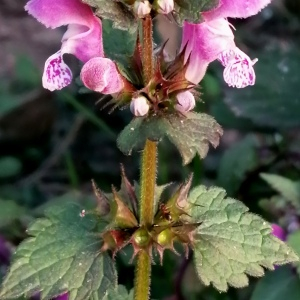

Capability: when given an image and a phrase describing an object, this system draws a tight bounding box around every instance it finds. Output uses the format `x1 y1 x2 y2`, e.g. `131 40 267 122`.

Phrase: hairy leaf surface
189 186 298 291
174 0 219 25
117 112 223 165
82 0 137 33
0 203 117 300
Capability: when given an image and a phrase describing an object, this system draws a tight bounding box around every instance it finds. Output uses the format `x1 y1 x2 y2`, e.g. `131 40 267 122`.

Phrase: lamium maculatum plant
0 1 298 300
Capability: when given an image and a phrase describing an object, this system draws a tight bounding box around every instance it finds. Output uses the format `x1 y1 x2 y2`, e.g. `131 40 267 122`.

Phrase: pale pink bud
133 1 152 18
154 0 174 14
175 91 195 113
130 96 150 116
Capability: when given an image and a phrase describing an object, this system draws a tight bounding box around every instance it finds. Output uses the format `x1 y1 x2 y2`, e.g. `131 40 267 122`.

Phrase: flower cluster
26 0 272 116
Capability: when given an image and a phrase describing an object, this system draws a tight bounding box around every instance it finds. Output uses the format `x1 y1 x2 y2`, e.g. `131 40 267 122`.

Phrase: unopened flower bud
133 1 152 18
175 91 195 113
130 96 150 116
132 228 151 248
154 0 174 14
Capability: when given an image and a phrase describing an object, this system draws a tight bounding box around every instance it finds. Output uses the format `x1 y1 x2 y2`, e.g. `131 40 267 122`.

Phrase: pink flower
80 58 124 94
272 224 286 241
181 0 271 87
25 0 104 91
55 294 68 300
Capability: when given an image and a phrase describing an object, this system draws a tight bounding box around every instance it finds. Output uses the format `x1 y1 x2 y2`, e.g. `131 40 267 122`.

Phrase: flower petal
181 19 235 84
81 58 124 94
203 0 272 20
25 0 94 28
219 47 256 88
42 51 72 91
26 0 104 62
61 18 104 62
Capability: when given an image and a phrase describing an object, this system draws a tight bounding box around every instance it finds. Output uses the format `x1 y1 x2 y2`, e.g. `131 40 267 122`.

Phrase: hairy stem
134 140 157 300
140 139 157 225
142 15 154 84
134 16 156 300
134 251 152 300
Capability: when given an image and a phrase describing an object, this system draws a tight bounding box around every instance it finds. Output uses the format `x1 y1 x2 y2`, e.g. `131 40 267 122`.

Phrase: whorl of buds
153 0 174 14
130 95 150 116
175 91 196 113
133 1 152 18
94 171 200 263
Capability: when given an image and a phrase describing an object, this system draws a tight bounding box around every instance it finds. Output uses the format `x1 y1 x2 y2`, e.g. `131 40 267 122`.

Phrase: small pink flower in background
181 0 272 88
25 0 104 91
81 58 124 95
272 224 286 241
55 293 68 300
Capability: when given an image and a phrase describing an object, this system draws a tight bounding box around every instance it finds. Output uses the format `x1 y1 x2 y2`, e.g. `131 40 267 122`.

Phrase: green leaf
174 0 220 25
0 200 27 228
103 286 133 300
0 157 22 178
82 0 137 33
260 173 300 209
217 135 259 196
287 230 300 275
188 185 298 292
102 19 137 61
117 112 223 165
251 266 300 300
224 48 300 129
0 203 117 300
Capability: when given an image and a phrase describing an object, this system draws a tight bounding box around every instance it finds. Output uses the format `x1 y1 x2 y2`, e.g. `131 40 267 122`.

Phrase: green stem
134 251 152 300
140 140 157 226
134 16 156 300
134 140 157 300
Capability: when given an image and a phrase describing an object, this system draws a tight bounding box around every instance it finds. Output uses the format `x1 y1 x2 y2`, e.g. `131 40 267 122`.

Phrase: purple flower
181 0 272 88
55 293 68 300
0 236 10 265
272 224 286 241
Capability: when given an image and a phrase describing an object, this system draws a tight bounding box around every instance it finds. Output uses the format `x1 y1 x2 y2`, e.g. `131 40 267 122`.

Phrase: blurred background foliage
1 0 300 299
